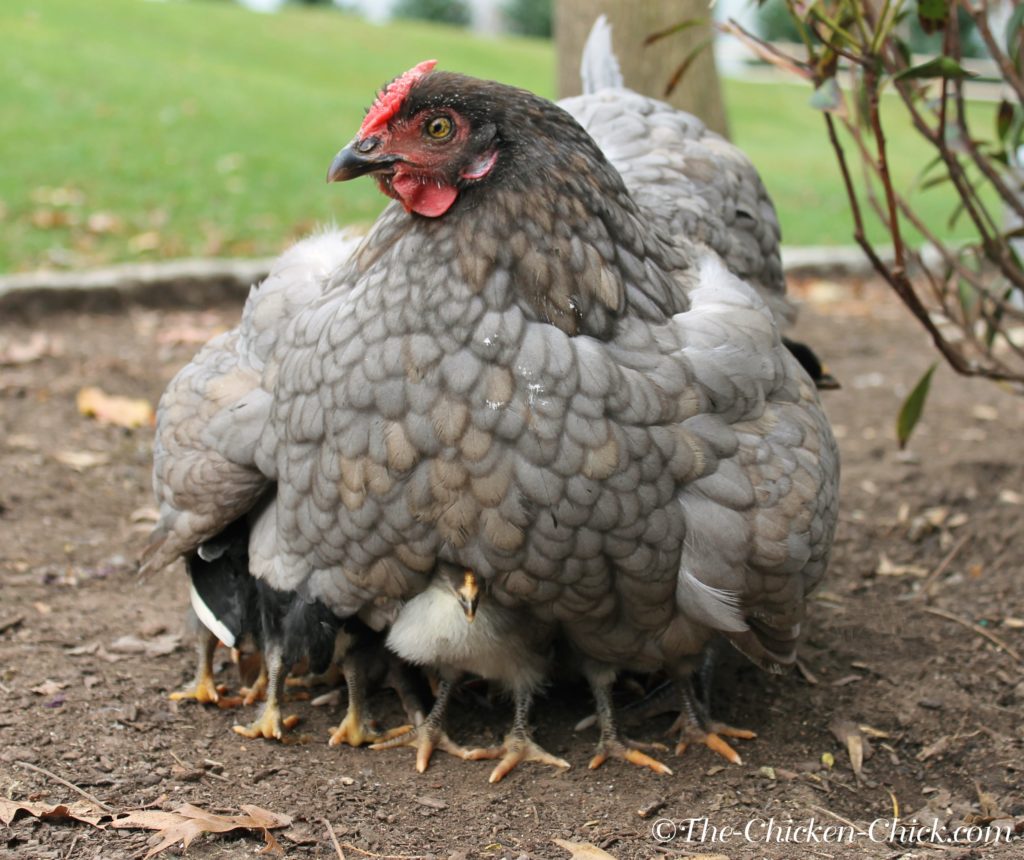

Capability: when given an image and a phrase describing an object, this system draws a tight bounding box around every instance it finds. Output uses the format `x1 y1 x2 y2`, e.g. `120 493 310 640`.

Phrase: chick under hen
142 230 396 744
379 562 569 782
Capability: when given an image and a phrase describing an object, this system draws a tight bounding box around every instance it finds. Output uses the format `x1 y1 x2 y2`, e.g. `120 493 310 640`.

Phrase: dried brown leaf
111 803 292 860
31 679 68 696
553 840 618 860
828 718 868 778
76 386 154 428
916 735 951 762
0 799 105 827
108 632 181 658
0 333 62 366
53 450 110 471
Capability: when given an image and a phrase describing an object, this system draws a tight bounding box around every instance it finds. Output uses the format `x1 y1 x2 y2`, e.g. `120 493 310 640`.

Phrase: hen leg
370 677 474 772
232 642 299 740
585 664 672 775
671 647 756 764
467 687 569 783
170 626 228 705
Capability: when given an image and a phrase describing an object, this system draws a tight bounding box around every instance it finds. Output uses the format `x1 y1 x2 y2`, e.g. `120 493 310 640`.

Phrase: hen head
327 60 511 218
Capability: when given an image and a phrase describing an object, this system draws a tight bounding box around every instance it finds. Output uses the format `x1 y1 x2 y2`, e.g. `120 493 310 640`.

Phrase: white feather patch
675 569 747 633
188 578 236 648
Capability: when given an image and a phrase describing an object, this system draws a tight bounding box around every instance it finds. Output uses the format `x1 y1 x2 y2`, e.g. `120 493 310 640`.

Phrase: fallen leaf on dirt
829 718 869 779
156 323 227 346
110 803 292 860
31 679 68 696
0 799 105 827
0 333 63 366
76 387 154 428
108 632 181 658
876 554 928 577
916 735 951 762
53 450 110 471
6 434 39 450
0 614 25 634
553 839 618 860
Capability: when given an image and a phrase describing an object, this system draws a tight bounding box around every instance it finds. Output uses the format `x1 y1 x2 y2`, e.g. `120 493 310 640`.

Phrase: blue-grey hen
240 58 840 776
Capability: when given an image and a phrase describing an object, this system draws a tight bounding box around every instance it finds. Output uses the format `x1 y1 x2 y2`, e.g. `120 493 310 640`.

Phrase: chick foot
232 701 301 740
468 734 570 783
239 664 268 706
370 722 474 773
369 677 472 772
328 709 407 748
170 675 226 705
171 628 229 705
232 645 297 740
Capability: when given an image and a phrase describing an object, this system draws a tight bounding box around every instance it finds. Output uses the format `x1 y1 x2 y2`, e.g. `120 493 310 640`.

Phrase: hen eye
425 115 454 140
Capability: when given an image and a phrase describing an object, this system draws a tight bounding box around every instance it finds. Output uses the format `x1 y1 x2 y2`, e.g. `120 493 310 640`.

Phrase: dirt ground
1 275 1023 860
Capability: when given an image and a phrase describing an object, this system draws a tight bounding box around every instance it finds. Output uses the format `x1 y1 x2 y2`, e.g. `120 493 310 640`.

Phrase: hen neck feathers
348 86 693 339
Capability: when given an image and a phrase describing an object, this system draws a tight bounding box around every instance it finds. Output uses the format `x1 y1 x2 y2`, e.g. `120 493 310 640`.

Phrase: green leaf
897 363 938 449
894 56 978 81
917 0 949 34
996 99 1014 143
645 18 705 46
893 36 912 68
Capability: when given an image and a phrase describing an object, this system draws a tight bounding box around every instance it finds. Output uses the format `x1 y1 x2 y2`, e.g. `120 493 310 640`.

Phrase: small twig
340 843 427 860
64 833 80 860
808 803 865 834
916 533 970 599
322 818 346 860
921 606 1024 665
14 760 114 813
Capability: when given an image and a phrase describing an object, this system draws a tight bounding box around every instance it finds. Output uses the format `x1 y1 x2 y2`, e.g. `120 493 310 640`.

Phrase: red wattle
392 173 458 217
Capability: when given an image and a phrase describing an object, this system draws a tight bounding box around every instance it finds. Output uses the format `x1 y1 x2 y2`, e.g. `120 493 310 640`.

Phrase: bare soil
1 277 1023 860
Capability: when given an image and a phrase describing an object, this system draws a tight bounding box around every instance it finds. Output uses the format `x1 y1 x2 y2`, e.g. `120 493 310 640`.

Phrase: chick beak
326 137 397 183
456 571 480 623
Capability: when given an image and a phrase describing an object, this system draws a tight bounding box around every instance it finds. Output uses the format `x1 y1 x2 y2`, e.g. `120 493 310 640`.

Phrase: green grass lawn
0 0 995 271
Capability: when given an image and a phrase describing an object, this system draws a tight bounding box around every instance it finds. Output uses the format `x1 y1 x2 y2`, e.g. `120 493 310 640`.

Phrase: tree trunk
555 0 729 138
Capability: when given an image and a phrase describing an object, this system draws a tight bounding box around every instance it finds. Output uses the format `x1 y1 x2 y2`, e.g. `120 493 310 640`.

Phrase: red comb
359 60 438 137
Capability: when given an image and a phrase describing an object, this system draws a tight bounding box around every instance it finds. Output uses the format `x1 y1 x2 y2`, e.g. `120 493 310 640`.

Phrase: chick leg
467 687 570 783
370 677 475 772
232 642 300 740
585 664 672 775
239 657 268 706
170 626 228 705
328 646 405 747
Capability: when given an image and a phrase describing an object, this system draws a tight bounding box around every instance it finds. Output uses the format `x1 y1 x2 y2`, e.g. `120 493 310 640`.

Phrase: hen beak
456 571 480 623
326 137 397 183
